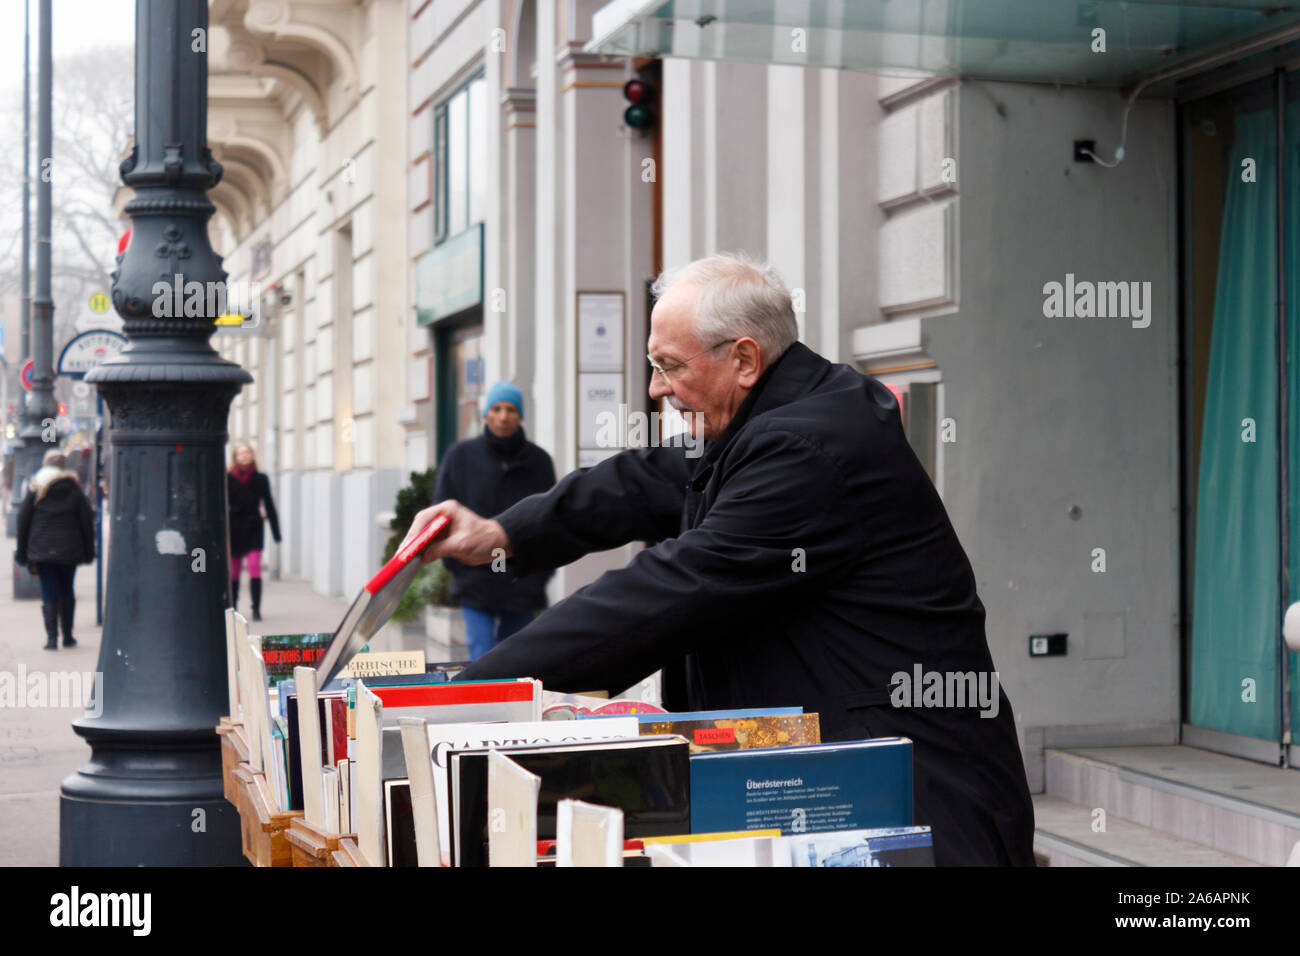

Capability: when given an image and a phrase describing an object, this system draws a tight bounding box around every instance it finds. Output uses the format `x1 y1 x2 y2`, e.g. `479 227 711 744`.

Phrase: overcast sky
0 0 135 100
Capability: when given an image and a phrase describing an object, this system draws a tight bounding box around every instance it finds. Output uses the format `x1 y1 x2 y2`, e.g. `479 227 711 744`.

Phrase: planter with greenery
382 468 452 628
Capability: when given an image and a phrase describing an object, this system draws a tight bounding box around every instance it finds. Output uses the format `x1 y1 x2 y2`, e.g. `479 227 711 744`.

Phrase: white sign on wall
577 293 624 372
577 372 623 448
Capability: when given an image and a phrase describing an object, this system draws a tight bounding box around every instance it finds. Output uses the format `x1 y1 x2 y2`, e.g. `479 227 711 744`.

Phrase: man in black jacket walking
433 382 556 659
401 253 1035 865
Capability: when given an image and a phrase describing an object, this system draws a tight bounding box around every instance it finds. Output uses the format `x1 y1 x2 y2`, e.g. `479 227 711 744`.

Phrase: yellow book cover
639 713 821 753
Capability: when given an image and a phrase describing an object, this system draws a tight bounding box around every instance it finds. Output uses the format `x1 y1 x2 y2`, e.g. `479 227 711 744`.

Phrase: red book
315 514 450 683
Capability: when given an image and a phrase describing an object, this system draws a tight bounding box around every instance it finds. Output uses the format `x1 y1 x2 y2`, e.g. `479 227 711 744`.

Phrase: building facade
202 0 1300 783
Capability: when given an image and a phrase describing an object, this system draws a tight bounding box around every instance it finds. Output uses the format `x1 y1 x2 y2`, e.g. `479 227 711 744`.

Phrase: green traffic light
624 103 651 129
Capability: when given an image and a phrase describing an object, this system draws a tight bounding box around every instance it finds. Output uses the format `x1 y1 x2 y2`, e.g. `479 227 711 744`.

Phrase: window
432 71 487 245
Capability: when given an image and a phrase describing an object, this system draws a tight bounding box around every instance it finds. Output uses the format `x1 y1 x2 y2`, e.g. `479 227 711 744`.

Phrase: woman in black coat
16 449 95 649
228 444 280 621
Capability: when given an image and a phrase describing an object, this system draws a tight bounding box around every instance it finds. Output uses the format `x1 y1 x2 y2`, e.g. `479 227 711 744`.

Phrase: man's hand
399 499 512 566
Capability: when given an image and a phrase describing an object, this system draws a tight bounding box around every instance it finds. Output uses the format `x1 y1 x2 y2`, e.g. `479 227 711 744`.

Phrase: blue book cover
688 738 913 835
580 707 802 724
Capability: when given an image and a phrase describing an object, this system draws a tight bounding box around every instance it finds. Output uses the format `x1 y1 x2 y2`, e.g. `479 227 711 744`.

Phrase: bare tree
0 45 132 350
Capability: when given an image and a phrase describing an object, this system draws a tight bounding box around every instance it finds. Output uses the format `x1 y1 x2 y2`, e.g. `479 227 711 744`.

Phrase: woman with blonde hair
16 449 95 649
227 443 280 621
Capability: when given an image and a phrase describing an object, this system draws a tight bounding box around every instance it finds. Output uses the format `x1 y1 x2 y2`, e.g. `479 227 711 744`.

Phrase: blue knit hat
483 381 524 419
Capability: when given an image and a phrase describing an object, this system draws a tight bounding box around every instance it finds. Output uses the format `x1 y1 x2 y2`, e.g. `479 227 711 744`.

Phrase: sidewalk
0 554 350 866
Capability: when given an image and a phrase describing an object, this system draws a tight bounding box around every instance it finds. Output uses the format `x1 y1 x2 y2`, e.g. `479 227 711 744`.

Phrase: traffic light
623 74 656 132
58 402 67 416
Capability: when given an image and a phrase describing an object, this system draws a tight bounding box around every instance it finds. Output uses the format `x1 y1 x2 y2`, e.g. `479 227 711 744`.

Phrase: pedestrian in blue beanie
432 381 556 660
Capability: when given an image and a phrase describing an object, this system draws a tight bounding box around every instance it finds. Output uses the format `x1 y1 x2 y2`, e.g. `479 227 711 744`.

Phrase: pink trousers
230 550 261 579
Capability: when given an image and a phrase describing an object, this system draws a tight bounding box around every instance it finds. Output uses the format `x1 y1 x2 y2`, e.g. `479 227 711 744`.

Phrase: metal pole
21 0 31 368
11 0 55 601
7 0 33 543
94 392 103 626
59 0 250 865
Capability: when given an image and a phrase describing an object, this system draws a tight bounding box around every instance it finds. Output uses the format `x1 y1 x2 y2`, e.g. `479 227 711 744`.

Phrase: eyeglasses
647 339 736 384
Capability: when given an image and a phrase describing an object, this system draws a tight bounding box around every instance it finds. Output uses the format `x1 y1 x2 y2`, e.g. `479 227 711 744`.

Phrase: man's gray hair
651 252 798 361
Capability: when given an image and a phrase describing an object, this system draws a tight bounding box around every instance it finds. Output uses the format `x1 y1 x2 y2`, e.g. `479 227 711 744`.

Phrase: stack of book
215 524 933 867
218 610 933 867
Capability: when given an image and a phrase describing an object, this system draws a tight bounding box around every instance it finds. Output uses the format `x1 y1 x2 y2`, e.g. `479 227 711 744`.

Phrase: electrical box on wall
1029 633 1067 657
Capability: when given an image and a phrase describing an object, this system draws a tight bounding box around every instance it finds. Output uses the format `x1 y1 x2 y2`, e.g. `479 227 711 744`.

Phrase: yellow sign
88 292 110 314
214 313 245 326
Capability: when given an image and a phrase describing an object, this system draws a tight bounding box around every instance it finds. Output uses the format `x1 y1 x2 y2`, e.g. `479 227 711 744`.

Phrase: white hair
650 252 798 361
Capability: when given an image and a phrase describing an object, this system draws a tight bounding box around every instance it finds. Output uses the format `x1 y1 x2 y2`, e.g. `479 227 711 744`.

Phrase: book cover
336 650 426 679
788 826 935 867
582 707 803 723
636 713 820 753
315 514 449 683
260 633 332 686
368 678 542 728
383 717 642 866
688 738 913 835
644 826 934 867
449 736 691 867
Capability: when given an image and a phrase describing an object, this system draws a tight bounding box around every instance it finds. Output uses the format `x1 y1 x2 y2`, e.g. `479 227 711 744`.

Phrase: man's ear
735 337 763 388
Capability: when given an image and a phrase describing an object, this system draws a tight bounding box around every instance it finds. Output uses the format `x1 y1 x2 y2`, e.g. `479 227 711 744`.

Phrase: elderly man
400 252 1035 866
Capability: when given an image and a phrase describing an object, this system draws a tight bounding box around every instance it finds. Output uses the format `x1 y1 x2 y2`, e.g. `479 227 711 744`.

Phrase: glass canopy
587 0 1300 88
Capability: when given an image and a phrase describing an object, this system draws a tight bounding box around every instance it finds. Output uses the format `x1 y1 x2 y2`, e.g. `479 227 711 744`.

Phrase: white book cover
556 799 623 867
425 717 639 860
354 685 385 866
223 609 241 718
321 766 340 834
236 629 263 773
338 758 351 835
293 665 325 829
487 751 540 868
398 717 442 867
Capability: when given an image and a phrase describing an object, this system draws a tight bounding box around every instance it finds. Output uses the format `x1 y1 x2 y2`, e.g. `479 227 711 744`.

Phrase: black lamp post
60 0 250 865
9 0 45 600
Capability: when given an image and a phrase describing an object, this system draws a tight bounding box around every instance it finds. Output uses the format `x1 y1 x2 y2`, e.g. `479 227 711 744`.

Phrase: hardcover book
688 738 913 835
449 736 691 867
314 514 449 683
259 633 332 686
384 717 642 866
367 678 542 728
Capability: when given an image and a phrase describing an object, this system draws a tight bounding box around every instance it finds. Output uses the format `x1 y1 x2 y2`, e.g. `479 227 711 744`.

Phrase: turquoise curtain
1189 109 1281 740
1287 103 1300 744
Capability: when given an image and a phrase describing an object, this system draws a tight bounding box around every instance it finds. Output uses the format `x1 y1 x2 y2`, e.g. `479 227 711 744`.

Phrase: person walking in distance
432 382 556 660
16 449 95 650
228 443 280 621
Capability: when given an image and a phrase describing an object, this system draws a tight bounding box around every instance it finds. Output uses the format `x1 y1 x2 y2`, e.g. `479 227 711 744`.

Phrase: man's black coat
456 342 1036 866
433 426 557 613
